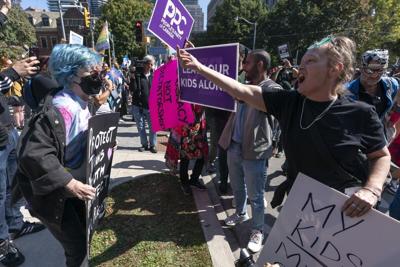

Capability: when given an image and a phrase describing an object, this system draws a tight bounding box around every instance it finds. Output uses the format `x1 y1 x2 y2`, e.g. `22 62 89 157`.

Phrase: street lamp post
57 0 66 40
235 16 257 50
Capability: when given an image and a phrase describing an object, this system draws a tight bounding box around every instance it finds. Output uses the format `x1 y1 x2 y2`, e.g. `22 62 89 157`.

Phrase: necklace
299 97 337 130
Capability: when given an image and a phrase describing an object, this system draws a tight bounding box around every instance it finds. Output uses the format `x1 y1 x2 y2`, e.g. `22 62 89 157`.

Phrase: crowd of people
1 0 400 266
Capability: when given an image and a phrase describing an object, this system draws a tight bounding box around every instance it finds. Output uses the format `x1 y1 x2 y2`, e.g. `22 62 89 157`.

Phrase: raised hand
176 45 202 72
12 57 40 78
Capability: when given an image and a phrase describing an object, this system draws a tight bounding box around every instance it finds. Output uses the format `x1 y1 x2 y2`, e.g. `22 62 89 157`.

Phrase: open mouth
298 74 305 84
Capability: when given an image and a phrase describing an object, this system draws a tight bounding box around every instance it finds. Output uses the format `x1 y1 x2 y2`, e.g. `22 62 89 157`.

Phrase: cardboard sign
148 0 194 50
178 43 238 112
69 30 83 45
86 113 119 258
257 173 400 267
278 44 290 59
149 59 195 132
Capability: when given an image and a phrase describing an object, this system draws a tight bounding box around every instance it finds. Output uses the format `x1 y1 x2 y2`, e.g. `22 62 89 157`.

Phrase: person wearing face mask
14 44 100 267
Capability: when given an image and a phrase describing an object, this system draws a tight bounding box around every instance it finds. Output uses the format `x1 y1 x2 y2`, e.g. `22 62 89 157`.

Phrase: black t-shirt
262 88 386 190
358 82 387 118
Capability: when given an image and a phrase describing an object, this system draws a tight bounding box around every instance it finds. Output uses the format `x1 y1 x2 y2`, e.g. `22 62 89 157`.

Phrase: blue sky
21 0 210 29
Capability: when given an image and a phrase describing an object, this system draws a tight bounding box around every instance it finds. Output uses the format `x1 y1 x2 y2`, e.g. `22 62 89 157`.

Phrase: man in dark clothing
0 54 43 266
130 55 158 153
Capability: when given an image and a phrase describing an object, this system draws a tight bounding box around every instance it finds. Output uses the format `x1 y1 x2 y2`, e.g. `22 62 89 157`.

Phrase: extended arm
177 46 267 112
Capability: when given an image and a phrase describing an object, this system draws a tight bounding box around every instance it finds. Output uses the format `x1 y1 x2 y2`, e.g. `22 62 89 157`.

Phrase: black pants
45 199 87 267
180 157 204 185
217 145 228 184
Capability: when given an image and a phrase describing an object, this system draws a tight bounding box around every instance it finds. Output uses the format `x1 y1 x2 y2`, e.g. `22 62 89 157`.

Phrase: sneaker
224 213 249 227
9 222 45 240
387 179 399 195
247 230 263 253
138 146 148 152
181 184 192 195
149 146 157 153
0 239 25 266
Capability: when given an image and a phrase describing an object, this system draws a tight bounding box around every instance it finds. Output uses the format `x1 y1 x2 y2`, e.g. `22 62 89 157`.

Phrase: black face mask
77 72 103 96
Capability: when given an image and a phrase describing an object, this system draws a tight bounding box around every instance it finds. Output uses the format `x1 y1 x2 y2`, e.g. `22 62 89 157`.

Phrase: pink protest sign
149 59 194 132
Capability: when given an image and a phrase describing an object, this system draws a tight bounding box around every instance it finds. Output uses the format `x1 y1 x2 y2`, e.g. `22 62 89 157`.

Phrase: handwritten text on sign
86 113 119 259
257 173 400 267
148 0 194 49
149 59 194 132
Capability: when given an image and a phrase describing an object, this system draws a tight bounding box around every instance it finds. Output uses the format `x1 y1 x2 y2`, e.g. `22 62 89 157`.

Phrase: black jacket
129 72 152 109
15 88 74 226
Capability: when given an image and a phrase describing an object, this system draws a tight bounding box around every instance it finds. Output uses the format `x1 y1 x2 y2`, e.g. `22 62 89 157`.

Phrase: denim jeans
131 105 157 147
390 186 400 220
0 128 24 240
227 142 267 231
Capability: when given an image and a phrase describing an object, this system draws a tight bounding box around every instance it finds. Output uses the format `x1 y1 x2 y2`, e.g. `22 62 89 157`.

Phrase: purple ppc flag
178 43 238 112
148 0 194 50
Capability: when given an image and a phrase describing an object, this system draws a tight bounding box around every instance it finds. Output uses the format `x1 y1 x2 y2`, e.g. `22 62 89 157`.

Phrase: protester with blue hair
14 44 109 267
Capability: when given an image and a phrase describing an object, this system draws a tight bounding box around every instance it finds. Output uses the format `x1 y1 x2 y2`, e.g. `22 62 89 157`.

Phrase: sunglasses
363 68 385 75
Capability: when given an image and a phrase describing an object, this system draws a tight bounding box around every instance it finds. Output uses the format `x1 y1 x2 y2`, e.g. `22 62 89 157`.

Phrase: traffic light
83 7 90 28
135 20 143 43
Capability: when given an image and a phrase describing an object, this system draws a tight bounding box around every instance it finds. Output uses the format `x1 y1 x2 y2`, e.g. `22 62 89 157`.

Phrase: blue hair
49 44 102 86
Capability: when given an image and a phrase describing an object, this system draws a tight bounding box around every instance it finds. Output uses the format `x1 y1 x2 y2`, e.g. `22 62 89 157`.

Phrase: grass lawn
89 173 213 267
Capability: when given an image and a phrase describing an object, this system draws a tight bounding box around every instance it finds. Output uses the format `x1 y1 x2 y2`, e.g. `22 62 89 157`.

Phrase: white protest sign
257 173 400 267
69 30 83 45
278 44 290 59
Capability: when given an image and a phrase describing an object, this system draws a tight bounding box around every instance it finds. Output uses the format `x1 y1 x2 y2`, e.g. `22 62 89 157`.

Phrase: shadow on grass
90 173 211 266
112 159 167 172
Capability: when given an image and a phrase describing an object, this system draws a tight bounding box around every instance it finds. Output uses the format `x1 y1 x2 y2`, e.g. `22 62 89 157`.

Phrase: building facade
182 0 204 33
25 8 60 56
59 7 90 45
25 7 90 56
207 0 223 29
89 0 108 17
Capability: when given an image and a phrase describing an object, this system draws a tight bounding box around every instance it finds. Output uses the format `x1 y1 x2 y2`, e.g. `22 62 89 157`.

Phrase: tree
358 0 400 63
257 0 373 64
0 7 37 60
193 0 268 49
257 0 400 66
96 0 153 61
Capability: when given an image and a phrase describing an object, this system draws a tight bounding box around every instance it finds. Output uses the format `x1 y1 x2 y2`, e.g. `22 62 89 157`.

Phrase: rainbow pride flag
95 21 110 52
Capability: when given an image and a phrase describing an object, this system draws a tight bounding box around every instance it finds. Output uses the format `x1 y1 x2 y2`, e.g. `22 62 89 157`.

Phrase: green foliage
96 0 153 61
196 0 400 66
0 7 36 59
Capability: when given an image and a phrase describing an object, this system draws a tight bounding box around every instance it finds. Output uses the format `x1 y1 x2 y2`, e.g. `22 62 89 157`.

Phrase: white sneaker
247 230 263 253
224 213 249 227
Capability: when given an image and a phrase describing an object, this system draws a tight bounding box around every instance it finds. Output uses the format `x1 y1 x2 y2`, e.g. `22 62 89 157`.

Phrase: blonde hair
324 36 356 84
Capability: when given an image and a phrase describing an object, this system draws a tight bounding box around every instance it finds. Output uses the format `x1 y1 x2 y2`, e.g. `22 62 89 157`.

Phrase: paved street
8 115 396 267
